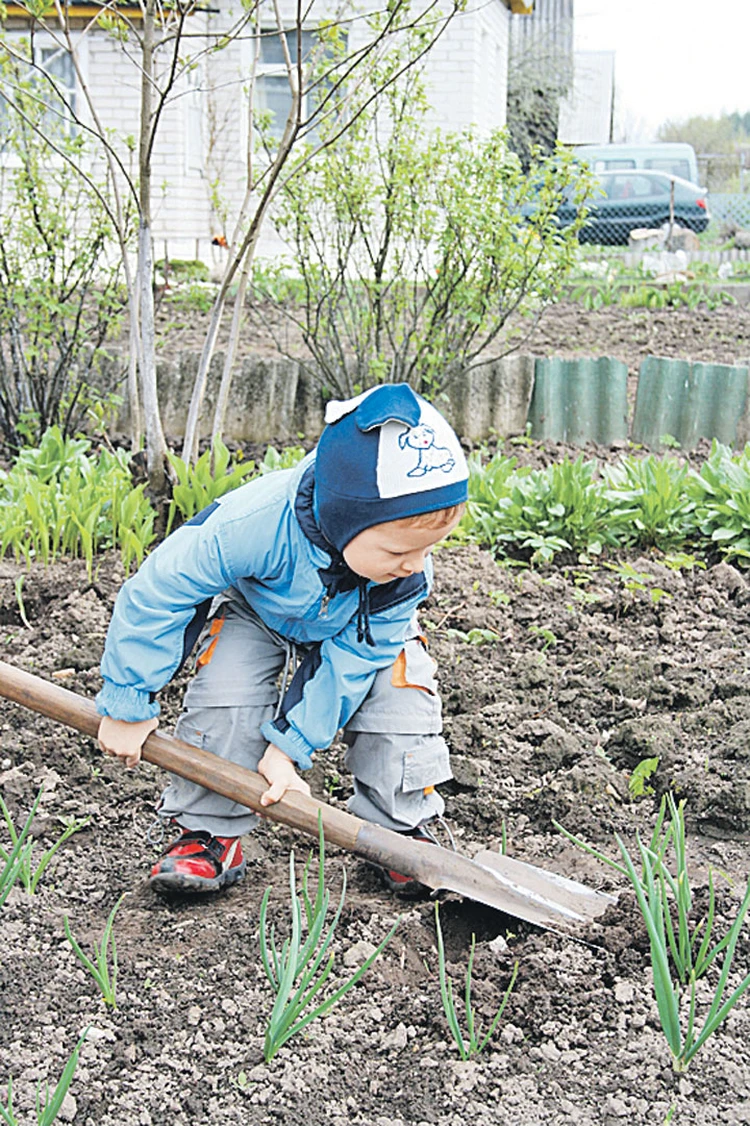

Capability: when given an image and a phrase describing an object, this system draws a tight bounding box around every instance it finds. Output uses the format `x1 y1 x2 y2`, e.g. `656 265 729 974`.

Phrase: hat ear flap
355 385 421 432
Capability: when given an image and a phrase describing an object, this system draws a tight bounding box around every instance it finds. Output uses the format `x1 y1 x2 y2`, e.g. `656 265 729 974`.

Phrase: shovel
0 659 615 934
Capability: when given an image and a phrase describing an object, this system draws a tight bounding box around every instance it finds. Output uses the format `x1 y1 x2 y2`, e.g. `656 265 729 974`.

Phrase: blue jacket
96 454 430 769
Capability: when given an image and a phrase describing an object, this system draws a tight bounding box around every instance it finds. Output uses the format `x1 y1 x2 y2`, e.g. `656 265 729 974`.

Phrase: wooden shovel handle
0 658 362 849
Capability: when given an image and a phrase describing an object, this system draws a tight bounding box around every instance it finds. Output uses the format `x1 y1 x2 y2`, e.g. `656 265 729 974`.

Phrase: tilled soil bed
2 531 750 1126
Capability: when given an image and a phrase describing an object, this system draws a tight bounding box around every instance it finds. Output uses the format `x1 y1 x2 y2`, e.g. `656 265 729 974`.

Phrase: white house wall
68 0 511 263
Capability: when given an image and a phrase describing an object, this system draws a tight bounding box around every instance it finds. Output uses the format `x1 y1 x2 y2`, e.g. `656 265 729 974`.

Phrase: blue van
573 143 700 187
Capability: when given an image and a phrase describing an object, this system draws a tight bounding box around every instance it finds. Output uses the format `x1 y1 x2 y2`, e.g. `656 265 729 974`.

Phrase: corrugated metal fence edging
100 347 750 449
631 357 749 449
527 356 629 445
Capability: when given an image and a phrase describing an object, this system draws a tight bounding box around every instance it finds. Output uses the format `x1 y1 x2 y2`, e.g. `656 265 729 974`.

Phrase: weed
527 625 557 652
446 627 500 645
629 756 659 799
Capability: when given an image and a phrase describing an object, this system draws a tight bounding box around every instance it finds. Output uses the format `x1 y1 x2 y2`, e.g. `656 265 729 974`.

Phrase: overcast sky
574 0 749 140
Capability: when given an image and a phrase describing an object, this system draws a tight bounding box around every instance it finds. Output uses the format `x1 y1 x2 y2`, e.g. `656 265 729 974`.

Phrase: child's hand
98 715 159 769
258 744 311 806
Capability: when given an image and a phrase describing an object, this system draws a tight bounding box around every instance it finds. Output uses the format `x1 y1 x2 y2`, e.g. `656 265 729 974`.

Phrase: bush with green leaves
0 48 123 448
557 795 750 1072
259 62 593 398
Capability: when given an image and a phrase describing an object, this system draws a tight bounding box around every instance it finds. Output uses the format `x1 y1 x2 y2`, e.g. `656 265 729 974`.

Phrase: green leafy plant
0 788 89 897
0 1029 89 1126
258 445 307 475
467 454 626 564
445 627 500 645
603 455 695 549
689 441 750 564
604 561 673 606
260 816 400 1062
527 625 557 652
0 432 156 577
556 796 750 1072
434 902 518 1059
165 438 257 533
629 756 660 799
64 894 125 1008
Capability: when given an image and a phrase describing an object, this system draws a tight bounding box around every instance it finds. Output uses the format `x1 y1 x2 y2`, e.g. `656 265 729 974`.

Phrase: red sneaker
149 829 246 894
378 825 436 898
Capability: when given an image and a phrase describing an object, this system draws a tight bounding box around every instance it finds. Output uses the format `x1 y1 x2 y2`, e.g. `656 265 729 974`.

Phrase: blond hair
394 503 466 530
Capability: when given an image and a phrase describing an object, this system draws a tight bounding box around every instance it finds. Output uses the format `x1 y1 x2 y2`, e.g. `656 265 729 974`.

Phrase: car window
645 159 690 179
603 174 667 200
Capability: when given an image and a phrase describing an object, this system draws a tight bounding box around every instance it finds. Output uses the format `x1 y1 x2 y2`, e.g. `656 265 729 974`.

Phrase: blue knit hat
314 384 468 553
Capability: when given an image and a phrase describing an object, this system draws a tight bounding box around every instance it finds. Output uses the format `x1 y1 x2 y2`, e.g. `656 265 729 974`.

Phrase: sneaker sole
149 860 247 896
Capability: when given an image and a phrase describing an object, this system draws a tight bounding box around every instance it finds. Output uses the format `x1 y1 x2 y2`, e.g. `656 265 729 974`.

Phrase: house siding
38 0 510 262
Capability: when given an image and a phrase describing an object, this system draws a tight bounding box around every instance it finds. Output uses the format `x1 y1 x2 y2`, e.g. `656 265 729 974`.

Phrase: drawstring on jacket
356 581 375 647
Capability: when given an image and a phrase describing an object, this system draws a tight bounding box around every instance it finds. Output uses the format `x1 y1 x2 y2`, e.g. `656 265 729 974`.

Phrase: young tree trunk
181 3 301 464
138 0 168 494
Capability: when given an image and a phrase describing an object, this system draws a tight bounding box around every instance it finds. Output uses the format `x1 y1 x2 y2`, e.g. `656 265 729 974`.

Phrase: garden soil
2 302 750 1126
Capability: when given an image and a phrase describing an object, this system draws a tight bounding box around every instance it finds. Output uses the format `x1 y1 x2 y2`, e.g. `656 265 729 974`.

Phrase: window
256 29 315 141
645 158 690 180
255 28 342 143
0 39 77 148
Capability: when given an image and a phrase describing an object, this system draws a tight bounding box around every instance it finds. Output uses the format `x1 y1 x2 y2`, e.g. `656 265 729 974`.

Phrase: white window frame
0 30 86 166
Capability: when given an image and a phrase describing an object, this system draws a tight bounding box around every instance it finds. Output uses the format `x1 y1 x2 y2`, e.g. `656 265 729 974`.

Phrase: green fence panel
632 357 749 449
527 356 629 445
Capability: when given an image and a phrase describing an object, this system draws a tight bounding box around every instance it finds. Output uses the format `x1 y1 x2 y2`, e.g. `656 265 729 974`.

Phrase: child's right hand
97 715 159 769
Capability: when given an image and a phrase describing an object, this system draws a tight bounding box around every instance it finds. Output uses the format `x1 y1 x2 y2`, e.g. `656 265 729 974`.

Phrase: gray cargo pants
159 599 452 837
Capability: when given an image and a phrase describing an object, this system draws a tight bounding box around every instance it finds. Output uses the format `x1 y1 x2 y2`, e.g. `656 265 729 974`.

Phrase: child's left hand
258 744 311 806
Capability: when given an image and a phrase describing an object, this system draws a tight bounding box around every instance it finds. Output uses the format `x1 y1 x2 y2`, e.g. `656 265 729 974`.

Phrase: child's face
342 514 461 585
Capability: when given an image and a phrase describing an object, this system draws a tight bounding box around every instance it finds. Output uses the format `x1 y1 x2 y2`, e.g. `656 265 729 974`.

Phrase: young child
96 383 468 895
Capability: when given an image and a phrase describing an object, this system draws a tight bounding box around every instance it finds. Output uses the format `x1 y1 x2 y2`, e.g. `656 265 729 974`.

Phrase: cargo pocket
174 713 208 751
402 736 453 797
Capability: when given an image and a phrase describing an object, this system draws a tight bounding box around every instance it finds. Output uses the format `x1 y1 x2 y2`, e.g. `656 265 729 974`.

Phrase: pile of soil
2 301 750 1125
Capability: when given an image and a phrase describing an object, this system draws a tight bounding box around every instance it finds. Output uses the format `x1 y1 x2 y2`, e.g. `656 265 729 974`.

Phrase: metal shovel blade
353 821 616 934
0 659 617 934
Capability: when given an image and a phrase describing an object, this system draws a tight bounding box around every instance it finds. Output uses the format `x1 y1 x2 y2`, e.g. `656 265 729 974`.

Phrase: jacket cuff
260 720 314 770
95 683 160 723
